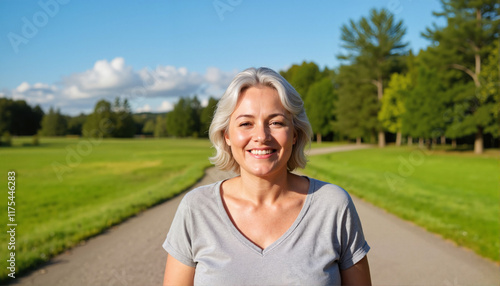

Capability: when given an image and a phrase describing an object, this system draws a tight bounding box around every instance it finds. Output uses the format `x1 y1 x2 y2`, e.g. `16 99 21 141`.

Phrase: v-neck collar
215 178 314 256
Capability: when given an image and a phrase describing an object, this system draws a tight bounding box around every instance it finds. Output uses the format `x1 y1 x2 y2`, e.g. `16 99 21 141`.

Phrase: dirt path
12 145 500 285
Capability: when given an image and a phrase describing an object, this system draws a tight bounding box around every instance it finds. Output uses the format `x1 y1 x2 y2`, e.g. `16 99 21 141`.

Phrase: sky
0 0 445 115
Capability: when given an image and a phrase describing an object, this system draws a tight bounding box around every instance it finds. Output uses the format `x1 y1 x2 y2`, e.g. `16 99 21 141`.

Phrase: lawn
0 137 213 280
302 147 500 262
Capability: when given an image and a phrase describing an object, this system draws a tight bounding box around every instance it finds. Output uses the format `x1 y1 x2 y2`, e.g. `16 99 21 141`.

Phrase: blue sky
0 0 445 115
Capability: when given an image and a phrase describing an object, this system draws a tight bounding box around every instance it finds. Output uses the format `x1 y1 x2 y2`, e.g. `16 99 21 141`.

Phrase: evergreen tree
402 66 448 148
280 62 322 100
154 115 167 137
113 97 136 138
67 113 87 135
39 107 67 136
0 98 44 135
305 78 336 143
142 119 155 136
338 8 408 147
82 100 115 138
334 64 379 144
422 0 500 153
200 97 218 137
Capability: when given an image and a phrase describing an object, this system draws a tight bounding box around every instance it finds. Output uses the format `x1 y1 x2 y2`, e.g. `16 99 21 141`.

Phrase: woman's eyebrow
235 113 287 120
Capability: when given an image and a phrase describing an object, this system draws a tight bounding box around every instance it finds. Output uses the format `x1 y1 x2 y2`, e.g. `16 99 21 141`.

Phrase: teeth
250 149 273 155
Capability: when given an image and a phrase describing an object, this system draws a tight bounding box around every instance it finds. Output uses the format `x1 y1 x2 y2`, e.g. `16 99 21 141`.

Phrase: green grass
302 147 500 262
0 137 213 280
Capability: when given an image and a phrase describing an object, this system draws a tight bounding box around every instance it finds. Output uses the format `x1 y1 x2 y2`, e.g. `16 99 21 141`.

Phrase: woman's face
225 85 296 178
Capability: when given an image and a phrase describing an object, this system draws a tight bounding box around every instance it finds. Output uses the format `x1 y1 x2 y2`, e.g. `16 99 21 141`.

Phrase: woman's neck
236 170 294 206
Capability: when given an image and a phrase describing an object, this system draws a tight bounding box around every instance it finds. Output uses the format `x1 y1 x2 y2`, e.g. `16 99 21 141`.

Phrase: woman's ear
224 131 231 146
293 131 297 145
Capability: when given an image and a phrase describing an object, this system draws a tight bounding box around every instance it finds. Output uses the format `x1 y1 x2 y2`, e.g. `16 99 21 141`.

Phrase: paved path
12 145 500 285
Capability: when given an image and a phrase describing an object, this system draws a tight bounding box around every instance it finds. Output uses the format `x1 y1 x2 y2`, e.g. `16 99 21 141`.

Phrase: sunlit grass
303 147 500 262
0 137 213 280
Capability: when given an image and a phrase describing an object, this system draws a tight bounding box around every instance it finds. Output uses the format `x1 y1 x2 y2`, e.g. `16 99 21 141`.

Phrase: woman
163 67 371 285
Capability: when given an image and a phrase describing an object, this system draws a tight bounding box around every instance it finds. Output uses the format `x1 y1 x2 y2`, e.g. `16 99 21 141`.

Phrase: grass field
0 137 213 280
302 147 500 262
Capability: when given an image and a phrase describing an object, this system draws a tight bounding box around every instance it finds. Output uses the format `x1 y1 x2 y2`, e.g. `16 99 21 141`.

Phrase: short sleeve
337 194 370 270
163 196 196 267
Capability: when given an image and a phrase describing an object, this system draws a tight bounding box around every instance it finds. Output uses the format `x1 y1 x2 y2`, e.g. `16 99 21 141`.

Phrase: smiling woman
162 67 371 286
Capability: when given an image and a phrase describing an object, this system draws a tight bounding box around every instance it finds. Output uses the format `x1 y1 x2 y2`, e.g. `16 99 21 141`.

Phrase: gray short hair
209 67 313 173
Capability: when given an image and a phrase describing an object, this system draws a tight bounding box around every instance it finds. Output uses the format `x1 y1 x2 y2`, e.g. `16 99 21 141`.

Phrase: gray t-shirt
163 177 370 285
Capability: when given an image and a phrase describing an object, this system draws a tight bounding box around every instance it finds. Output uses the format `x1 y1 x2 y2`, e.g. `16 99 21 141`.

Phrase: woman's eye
271 121 284 126
239 122 251 127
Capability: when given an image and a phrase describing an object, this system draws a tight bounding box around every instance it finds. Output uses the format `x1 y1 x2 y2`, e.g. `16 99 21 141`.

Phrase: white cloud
135 104 152 113
157 101 174 112
10 81 58 104
2 57 238 115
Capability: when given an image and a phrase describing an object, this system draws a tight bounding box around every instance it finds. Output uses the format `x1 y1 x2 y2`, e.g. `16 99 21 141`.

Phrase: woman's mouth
248 149 276 155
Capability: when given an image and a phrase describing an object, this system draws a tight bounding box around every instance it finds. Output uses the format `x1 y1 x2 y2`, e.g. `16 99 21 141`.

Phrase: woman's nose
253 124 271 142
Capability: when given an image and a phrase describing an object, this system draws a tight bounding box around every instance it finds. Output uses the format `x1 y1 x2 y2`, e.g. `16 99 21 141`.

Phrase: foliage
378 73 411 134
142 119 155 135
112 98 136 138
200 97 219 137
402 66 448 140
0 98 44 136
66 114 87 135
39 107 67 136
338 8 408 146
166 96 205 137
280 61 323 100
422 0 500 152
305 77 336 142
154 115 167 137
82 98 136 138
334 63 379 142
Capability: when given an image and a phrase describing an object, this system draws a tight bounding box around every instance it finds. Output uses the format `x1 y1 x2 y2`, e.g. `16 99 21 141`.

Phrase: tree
280 62 323 100
305 78 336 143
67 113 87 135
200 97 218 137
423 0 500 153
39 107 67 136
142 119 155 136
334 64 379 144
402 66 448 149
339 8 408 147
0 98 44 136
154 115 167 137
164 96 204 137
82 100 115 138
113 98 136 138
378 73 411 146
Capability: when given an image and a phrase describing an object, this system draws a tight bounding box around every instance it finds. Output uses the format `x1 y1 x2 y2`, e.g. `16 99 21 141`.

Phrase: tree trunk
316 133 322 144
440 135 446 145
452 139 457 149
378 131 385 148
419 137 424 148
396 132 402 146
474 127 484 154
356 137 361 145
407 136 413 146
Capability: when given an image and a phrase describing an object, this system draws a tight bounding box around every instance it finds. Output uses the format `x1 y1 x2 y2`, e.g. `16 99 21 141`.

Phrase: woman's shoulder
307 177 352 206
180 180 222 206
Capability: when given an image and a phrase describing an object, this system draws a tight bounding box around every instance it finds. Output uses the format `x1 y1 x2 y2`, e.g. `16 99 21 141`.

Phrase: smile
249 149 276 155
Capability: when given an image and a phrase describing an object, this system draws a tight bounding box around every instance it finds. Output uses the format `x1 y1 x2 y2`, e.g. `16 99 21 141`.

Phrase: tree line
282 0 499 154
0 95 219 146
